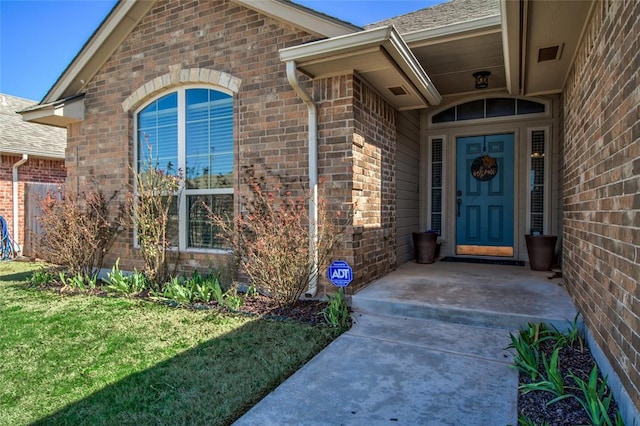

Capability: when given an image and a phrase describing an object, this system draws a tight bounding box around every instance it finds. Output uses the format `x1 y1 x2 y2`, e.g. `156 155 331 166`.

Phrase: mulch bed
518 339 620 425
236 294 329 325
40 282 331 326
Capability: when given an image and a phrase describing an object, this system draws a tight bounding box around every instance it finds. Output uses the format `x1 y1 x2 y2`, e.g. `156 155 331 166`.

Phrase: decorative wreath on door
470 137 498 181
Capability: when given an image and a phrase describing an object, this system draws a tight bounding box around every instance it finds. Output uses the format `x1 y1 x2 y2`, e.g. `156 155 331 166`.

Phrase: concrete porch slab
351 261 578 331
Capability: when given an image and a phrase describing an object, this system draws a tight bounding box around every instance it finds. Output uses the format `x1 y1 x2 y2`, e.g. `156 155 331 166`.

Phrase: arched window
432 98 546 124
136 87 234 250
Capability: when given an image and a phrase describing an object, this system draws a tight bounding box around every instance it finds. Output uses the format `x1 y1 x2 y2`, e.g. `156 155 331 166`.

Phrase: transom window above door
136 87 234 250
432 98 546 124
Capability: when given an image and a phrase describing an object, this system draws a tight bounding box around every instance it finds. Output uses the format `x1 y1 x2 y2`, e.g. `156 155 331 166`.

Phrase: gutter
285 61 319 297
12 154 28 253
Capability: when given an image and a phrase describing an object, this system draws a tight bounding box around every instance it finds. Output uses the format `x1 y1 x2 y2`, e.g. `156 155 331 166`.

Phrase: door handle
457 198 462 217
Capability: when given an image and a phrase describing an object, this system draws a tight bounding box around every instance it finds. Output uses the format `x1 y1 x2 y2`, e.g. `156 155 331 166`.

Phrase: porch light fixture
473 71 491 89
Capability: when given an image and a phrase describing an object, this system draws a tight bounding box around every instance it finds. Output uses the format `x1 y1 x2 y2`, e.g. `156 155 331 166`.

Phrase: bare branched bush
38 188 124 278
128 153 183 288
210 166 349 307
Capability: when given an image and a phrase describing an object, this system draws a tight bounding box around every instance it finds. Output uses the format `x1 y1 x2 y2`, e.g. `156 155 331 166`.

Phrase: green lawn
0 261 337 426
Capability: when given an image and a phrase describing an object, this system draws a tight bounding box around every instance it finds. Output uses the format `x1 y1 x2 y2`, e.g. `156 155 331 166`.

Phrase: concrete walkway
234 261 578 426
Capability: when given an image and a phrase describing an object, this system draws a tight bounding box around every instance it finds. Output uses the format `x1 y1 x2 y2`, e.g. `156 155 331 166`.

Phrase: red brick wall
0 155 66 250
70 0 320 274
562 0 640 411
68 0 401 293
315 75 356 293
352 75 397 287
314 74 397 293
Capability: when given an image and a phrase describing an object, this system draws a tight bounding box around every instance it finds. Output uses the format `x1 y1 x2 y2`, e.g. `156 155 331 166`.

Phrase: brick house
20 0 639 417
1 94 66 257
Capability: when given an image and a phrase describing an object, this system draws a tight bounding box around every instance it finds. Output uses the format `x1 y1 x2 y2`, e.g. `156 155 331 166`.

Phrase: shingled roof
0 94 66 159
364 0 500 34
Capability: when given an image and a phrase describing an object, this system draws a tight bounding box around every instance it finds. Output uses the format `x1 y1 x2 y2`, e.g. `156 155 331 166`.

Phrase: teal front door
456 134 514 256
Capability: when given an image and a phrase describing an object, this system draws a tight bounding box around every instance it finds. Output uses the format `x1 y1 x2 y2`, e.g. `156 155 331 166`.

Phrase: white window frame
427 135 447 240
133 85 234 253
526 126 550 235
428 96 551 128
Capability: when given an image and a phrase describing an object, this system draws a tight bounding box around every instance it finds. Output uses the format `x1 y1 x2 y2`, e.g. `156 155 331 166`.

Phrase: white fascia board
403 15 502 46
280 26 441 106
386 28 442 105
279 26 394 62
500 0 521 95
44 1 155 103
232 0 358 37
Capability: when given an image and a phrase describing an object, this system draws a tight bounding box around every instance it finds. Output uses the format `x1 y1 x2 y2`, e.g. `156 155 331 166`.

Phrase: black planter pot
525 235 558 271
412 232 438 264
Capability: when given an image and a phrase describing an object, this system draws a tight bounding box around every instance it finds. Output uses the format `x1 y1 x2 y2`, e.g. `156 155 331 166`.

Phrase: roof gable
39 0 357 106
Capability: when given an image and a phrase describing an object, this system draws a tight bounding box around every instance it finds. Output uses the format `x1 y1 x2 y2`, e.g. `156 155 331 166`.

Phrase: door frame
454 133 516 256
420 96 558 262
423 124 523 260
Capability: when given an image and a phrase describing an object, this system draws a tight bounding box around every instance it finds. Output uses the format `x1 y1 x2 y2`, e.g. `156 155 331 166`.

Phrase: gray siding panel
395 110 420 265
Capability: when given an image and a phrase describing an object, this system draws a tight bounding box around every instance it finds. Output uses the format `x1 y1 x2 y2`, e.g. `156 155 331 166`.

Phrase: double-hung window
136 87 234 250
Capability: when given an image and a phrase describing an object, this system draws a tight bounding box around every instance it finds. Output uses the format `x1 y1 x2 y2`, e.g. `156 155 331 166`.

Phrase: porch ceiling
400 0 595 99
409 29 506 96
517 0 593 96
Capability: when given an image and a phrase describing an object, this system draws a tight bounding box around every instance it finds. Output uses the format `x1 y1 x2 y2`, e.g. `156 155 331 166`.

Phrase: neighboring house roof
0 94 66 159
365 0 501 33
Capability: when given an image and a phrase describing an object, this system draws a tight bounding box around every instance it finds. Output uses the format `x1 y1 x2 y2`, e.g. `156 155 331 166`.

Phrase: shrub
37 186 124 278
210 166 349 307
128 147 183 288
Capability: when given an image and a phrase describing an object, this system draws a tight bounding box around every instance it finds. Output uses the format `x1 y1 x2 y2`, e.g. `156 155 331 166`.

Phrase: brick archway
121 64 242 112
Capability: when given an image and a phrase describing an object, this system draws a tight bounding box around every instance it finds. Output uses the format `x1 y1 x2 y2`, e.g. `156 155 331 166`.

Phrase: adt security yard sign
327 260 353 287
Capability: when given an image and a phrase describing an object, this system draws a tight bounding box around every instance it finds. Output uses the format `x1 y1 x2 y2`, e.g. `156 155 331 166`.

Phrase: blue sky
0 0 442 102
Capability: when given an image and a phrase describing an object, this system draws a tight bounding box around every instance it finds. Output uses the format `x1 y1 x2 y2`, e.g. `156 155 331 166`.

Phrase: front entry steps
351 261 579 332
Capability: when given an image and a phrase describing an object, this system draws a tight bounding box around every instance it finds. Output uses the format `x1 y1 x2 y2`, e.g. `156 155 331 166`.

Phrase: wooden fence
23 183 62 257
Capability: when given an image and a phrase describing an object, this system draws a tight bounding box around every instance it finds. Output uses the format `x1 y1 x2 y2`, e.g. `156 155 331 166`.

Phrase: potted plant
525 233 558 271
412 230 439 264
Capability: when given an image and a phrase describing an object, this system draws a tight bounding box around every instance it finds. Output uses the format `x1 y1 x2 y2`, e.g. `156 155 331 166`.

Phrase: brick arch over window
121 65 242 112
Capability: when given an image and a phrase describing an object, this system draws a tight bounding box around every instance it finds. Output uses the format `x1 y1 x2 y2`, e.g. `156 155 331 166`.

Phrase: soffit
403 0 593 98
409 26 505 96
279 26 442 110
519 0 594 96
19 95 85 129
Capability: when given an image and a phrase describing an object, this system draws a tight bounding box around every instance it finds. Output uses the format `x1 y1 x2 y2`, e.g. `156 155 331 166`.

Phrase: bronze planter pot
525 235 558 271
412 232 438 264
